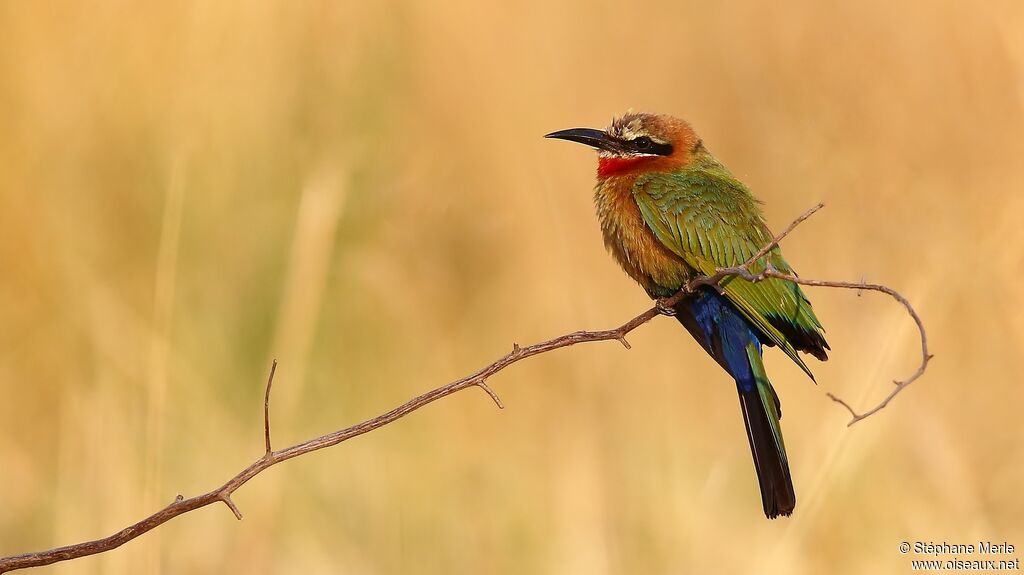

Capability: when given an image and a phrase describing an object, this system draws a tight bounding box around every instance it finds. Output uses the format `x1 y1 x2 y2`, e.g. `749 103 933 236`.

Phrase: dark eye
634 136 652 150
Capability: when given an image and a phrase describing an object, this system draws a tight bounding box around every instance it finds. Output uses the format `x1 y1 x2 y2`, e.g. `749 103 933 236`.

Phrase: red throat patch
597 156 653 178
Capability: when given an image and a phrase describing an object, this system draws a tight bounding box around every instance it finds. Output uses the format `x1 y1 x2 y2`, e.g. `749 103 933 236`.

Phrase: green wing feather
632 153 828 380
747 342 788 468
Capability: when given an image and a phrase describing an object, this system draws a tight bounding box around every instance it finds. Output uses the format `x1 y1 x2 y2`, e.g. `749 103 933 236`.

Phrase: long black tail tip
766 507 794 520
763 495 796 519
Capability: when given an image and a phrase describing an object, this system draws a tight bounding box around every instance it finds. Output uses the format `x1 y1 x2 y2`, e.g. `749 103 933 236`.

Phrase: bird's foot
655 298 677 316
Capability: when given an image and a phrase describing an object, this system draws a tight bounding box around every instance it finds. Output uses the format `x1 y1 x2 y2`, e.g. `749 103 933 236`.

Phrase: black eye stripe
628 137 673 156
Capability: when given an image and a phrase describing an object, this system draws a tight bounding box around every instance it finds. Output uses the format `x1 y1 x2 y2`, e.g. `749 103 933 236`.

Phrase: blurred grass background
1 1 1023 573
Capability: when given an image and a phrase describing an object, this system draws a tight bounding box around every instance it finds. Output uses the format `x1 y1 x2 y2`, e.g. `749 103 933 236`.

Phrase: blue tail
675 288 796 518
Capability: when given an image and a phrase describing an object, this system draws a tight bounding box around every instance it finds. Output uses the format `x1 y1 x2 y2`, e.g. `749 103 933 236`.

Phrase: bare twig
756 273 929 426
672 202 930 426
0 203 929 572
682 209 931 428
264 360 278 455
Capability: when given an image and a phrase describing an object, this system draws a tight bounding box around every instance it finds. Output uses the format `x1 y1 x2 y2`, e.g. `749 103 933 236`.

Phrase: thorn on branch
219 494 243 521
159 494 185 512
616 335 631 350
476 380 504 409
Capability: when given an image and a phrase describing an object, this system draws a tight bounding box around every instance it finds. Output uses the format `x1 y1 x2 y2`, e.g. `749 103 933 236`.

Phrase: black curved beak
544 128 624 153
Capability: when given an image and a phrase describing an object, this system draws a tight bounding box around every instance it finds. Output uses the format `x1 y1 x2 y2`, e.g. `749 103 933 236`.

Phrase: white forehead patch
607 114 668 145
620 118 643 140
607 116 643 140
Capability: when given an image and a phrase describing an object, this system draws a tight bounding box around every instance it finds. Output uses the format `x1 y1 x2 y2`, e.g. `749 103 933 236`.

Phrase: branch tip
264 360 278 455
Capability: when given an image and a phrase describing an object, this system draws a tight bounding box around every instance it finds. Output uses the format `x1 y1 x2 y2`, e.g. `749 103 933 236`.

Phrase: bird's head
545 112 701 179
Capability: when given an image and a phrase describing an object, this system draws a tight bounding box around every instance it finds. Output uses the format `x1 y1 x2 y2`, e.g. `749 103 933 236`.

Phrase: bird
545 112 828 518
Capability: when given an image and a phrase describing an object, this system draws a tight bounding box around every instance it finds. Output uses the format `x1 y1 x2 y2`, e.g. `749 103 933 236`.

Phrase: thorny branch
0 202 929 573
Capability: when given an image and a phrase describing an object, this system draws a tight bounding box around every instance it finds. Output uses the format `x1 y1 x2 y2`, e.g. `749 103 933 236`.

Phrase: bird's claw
655 298 677 316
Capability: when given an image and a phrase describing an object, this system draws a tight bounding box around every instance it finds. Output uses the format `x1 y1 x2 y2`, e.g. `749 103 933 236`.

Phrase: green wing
632 156 828 380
